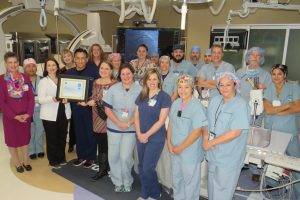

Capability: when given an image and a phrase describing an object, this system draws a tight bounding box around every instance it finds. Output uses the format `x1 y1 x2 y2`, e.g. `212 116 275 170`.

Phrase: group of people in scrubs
1 40 299 200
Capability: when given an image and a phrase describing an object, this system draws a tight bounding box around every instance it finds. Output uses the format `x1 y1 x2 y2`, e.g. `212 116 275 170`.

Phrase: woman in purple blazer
0 52 34 173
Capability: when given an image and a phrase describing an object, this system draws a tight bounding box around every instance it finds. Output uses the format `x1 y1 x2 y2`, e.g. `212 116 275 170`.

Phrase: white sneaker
137 197 146 200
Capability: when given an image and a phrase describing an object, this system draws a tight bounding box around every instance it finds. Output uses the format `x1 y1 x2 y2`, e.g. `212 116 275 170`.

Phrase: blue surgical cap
204 48 211 56
245 47 265 65
191 45 201 53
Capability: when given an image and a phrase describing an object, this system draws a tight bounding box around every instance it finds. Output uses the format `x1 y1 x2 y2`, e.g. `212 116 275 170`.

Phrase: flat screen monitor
117 27 181 63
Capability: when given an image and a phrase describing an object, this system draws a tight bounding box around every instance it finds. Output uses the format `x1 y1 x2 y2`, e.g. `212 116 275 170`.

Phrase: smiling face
190 51 200 62
248 50 261 67
46 60 58 76
74 52 88 70
5 57 19 73
177 82 193 101
111 57 121 71
172 49 184 61
62 52 73 65
159 57 170 72
219 76 236 100
137 46 148 60
24 63 37 77
271 68 286 85
211 46 223 65
146 73 160 91
92 45 101 58
120 67 133 85
99 62 113 79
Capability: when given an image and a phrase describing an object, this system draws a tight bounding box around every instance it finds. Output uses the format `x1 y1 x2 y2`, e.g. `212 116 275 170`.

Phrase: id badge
22 84 29 91
272 100 281 107
34 96 40 107
102 88 108 97
173 71 179 76
121 108 129 119
148 99 157 107
209 131 216 141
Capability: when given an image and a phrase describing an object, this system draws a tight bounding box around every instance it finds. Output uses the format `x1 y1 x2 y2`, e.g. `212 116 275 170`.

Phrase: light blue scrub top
198 61 235 98
169 97 208 164
236 66 272 102
190 60 205 71
206 95 250 168
170 60 198 78
103 82 141 133
162 72 177 97
264 82 300 137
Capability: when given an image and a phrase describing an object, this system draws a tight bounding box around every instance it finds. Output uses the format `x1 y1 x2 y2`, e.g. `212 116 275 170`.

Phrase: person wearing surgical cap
197 44 235 101
167 74 208 200
23 58 45 160
204 48 212 64
170 44 198 78
263 64 300 199
203 71 250 200
107 53 122 79
150 52 159 67
189 45 205 71
236 47 272 126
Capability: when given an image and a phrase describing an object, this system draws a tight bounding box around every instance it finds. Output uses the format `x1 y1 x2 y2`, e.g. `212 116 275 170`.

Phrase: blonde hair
60 49 73 65
140 69 162 102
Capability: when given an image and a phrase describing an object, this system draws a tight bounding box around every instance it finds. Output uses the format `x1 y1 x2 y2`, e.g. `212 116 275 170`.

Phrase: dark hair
88 43 105 65
137 44 148 52
117 63 135 81
140 69 162 102
43 58 60 77
271 64 288 77
4 51 18 62
100 61 115 80
74 48 88 57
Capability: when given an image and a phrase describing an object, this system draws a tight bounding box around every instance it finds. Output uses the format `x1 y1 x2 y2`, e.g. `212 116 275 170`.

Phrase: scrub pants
208 162 241 200
172 156 201 200
286 136 300 199
72 107 96 161
137 139 164 199
107 131 136 187
29 107 44 155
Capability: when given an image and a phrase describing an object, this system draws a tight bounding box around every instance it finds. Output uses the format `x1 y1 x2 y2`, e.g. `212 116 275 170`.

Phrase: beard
173 56 184 63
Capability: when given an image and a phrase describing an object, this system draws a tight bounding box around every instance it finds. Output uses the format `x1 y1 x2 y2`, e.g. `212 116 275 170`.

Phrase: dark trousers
42 103 68 165
94 132 108 154
68 114 76 146
94 132 109 172
137 139 165 199
72 106 96 161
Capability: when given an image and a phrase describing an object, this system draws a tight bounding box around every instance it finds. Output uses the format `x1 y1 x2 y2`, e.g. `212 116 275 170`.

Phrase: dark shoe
23 164 32 171
37 152 44 158
83 160 93 168
91 170 108 181
29 154 37 160
68 145 74 153
51 164 61 169
59 160 67 166
73 159 86 167
16 166 24 173
252 174 260 182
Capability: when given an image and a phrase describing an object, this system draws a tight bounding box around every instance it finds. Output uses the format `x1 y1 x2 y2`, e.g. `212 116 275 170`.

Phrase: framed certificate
56 75 90 102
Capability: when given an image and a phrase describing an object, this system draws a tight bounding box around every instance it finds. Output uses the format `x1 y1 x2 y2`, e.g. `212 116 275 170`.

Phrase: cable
39 0 47 29
55 15 59 54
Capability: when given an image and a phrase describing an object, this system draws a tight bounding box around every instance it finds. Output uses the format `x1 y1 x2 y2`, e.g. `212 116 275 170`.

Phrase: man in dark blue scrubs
66 48 98 168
